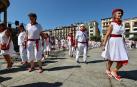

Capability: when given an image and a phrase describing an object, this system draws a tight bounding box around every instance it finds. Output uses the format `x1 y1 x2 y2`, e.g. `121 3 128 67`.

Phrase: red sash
110 34 122 37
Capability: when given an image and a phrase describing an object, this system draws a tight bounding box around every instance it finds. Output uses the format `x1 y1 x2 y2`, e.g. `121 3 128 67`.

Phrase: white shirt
18 31 26 45
26 23 43 39
75 31 88 42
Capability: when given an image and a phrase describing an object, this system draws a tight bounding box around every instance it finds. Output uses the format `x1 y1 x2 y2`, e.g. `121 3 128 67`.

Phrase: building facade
101 17 112 38
123 17 137 38
101 17 137 39
88 21 100 40
45 25 77 40
45 21 100 41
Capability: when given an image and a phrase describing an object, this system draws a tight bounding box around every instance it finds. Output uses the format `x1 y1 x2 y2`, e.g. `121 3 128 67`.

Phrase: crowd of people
0 9 136 81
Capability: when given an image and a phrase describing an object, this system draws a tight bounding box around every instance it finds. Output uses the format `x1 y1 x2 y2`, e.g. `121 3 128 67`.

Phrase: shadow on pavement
44 60 58 64
46 58 67 60
87 60 106 63
13 82 62 87
46 65 81 71
0 76 12 83
0 67 27 75
119 70 137 80
41 60 58 66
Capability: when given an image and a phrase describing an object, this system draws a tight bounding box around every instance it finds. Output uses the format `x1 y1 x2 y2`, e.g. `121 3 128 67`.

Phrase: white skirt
101 37 128 61
44 44 51 52
0 41 17 57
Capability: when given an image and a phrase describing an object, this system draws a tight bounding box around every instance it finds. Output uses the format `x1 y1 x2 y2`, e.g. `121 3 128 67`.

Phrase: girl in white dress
0 23 15 69
18 24 27 65
43 33 51 58
67 32 75 57
101 9 128 81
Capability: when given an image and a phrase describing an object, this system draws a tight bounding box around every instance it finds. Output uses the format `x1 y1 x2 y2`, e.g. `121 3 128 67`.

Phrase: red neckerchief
112 19 122 25
80 29 86 32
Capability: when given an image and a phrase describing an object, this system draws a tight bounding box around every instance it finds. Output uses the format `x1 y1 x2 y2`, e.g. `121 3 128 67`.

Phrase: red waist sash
110 34 122 37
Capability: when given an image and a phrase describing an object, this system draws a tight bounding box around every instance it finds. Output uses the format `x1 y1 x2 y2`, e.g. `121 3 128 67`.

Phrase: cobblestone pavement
0 48 137 87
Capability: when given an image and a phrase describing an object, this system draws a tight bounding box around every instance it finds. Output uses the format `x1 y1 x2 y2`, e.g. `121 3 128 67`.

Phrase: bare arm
102 25 113 46
24 31 28 41
5 29 12 46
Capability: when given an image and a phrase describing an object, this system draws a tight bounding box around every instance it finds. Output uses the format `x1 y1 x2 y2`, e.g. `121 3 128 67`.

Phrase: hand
0 43 9 50
6 44 10 49
102 46 105 51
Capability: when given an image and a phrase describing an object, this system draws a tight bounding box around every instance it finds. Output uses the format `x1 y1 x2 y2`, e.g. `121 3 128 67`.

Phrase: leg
34 44 43 73
71 46 75 57
116 62 123 71
20 45 27 64
37 60 43 73
3 54 13 69
68 45 71 56
106 60 113 71
76 44 80 63
105 60 113 78
83 45 87 63
111 62 122 81
27 42 35 72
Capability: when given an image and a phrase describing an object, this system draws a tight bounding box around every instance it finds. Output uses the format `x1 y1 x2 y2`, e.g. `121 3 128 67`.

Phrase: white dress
43 38 51 52
0 30 16 56
101 22 128 61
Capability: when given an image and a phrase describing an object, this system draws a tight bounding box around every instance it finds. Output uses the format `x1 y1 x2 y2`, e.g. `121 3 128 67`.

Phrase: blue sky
1 0 137 30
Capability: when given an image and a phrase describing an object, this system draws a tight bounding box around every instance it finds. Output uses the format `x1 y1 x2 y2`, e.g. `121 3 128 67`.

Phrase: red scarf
112 18 122 25
80 29 86 32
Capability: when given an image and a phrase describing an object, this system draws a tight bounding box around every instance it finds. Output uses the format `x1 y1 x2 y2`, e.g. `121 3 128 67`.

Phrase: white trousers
68 45 74 56
76 43 88 62
19 45 27 62
27 41 42 62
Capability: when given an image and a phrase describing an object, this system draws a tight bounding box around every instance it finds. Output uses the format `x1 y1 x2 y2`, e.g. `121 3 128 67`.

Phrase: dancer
0 23 15 69
101 9 128 81
67 31 75 57
26 13 44 73
75 24 88 64
43 33 51 58
18 24 28 65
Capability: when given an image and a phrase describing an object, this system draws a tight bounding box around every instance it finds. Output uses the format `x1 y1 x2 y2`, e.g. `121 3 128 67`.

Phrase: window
125 23 130 28
133 22 137 27
125 29 130 32
90 30 93 32
133 28 137 31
